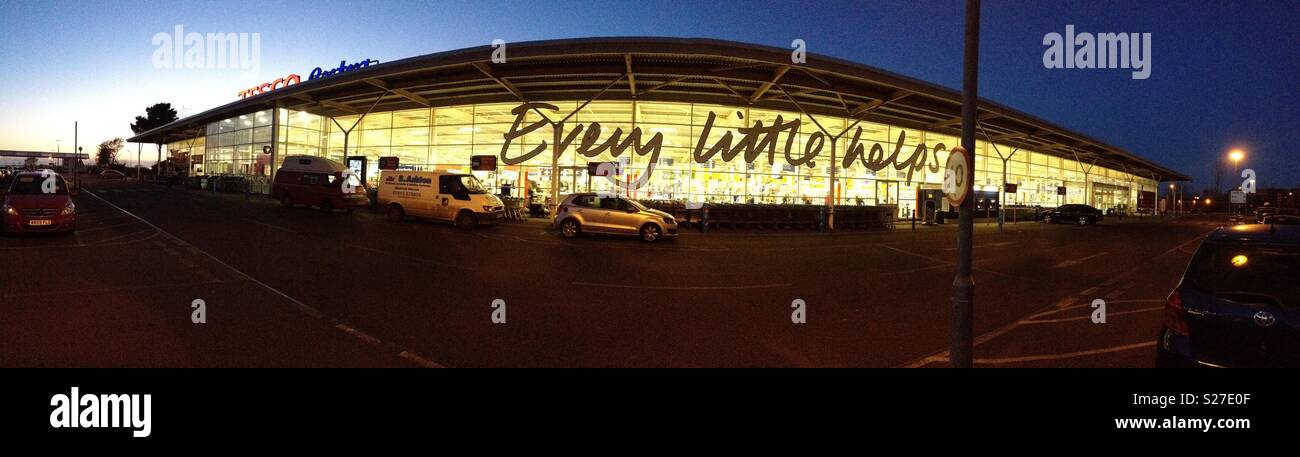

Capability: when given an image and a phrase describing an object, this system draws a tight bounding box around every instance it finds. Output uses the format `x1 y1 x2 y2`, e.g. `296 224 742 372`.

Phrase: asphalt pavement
0 177 1222 367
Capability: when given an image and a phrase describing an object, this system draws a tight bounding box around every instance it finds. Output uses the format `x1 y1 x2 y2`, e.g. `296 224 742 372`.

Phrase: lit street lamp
1229 149 1244 189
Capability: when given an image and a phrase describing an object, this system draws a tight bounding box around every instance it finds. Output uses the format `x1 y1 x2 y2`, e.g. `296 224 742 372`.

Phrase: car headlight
3 204 16 216
483 205 495 212
61 202 76 215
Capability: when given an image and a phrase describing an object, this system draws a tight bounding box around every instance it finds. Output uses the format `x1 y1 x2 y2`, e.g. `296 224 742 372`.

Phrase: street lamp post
1169 183 1175 216
1229 150 1244 187
950 0 981 369
1228 150 1244 216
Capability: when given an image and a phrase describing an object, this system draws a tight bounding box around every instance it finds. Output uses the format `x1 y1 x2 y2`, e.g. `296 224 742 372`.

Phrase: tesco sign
235 58 378 99
238 74 300 99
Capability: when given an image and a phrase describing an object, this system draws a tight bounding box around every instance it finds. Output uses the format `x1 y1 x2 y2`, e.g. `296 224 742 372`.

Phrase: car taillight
1163 289 1190 336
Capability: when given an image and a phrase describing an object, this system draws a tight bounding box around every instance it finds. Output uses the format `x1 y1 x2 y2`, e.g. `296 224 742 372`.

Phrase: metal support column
269 101 280 188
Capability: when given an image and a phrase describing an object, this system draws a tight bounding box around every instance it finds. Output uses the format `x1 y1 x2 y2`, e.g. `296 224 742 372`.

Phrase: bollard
912 208 916 230
818 206 825 233
244 179 250 200
701 206 710 234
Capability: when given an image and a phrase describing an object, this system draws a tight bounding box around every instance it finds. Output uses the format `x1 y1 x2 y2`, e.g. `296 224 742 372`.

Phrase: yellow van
377 170 504 229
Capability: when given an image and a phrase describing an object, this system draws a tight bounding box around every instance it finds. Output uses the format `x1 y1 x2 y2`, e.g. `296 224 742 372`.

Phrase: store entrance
1092 183 1131 213
917 185 945 223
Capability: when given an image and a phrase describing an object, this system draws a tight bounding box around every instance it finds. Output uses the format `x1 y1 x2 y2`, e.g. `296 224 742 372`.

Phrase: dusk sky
1 0 1296 188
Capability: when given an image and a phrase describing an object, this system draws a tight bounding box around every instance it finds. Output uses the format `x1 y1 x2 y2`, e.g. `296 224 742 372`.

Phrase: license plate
28 219 53 226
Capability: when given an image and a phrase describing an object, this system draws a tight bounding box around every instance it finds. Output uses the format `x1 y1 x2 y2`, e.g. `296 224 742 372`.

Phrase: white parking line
92 228 156 244
1052 251 1109 269
1020 306 1161 324
919 341 1156 365
245 219 296 233
572 281 792 291
942 241 1017 251
83 189 445 368
901 233 1210 368
1030 298 1164 318
74 221 143 234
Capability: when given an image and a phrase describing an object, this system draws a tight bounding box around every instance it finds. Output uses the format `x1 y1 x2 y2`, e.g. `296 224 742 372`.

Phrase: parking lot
1 177 1222 367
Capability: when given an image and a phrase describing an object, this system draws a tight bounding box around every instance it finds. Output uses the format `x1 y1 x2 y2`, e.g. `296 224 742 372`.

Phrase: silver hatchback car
555 193 678 242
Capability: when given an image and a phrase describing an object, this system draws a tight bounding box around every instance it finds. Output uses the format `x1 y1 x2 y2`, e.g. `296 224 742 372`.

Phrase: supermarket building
127 37 1188 216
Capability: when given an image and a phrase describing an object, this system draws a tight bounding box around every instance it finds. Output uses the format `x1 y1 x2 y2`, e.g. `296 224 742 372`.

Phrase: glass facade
185 100 1157 216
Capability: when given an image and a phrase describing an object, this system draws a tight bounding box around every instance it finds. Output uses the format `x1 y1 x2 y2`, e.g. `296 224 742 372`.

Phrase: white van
377 170 504 229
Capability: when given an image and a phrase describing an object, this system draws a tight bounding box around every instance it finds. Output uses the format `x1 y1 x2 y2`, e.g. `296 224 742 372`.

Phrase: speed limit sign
943 146 972 206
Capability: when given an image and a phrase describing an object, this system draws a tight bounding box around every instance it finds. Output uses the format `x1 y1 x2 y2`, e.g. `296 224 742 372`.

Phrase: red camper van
271 155 369 212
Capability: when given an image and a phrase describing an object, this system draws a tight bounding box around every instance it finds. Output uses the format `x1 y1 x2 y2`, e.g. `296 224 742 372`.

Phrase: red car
2 171 76 234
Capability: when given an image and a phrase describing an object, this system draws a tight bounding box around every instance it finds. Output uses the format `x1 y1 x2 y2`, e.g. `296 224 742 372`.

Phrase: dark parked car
1041 204 1103 225
1157 224 1300 367
1255 206 1296 223
1261 214 1300 225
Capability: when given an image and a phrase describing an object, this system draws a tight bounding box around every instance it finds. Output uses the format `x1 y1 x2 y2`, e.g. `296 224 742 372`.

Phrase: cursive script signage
499 102 947 189
309 59 377 81
236 58 376 99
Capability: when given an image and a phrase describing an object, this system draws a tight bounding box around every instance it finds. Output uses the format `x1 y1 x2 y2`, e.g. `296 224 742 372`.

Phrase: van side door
436 175 460 221
299 173 322 204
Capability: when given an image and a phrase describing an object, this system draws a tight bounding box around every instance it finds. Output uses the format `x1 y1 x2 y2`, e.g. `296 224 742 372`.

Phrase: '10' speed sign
943 146 971 206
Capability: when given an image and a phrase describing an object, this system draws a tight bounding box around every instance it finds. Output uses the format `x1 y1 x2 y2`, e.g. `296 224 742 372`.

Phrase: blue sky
1 0 1297 188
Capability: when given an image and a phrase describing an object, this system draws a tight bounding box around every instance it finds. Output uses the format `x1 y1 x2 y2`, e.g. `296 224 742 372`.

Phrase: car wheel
280 193 292 207
455 211 476 230
320 199 333 213
559 219 580 238
639 223 662 242
386 204 405 222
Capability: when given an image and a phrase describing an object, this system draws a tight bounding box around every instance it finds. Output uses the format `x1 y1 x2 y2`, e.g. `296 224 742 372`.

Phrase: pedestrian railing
635 200 897 232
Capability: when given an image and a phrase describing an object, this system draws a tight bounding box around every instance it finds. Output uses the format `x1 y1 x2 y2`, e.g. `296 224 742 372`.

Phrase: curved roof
129 37 1188 181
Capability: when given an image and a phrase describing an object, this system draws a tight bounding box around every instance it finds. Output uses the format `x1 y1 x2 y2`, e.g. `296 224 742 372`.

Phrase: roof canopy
129 37 1189 182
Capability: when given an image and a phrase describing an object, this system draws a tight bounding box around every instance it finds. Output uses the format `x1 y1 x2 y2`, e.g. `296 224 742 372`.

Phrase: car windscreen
624 198 647 211
1185 241 1300 307
341 173 363 191
7 175 68 195
459 176 487 194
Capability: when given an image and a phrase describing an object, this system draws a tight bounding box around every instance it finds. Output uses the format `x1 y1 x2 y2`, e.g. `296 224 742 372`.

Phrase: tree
129 103 179 176
97 138 125 167
23 157 37 170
